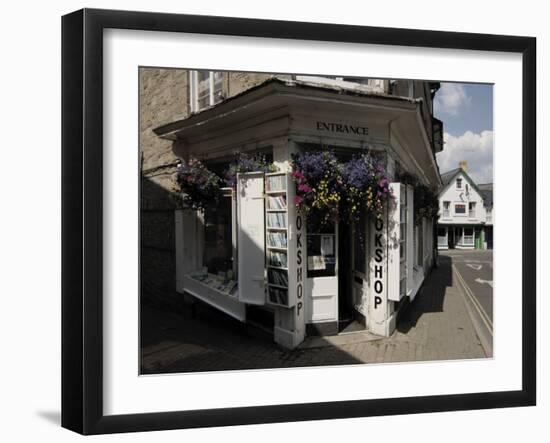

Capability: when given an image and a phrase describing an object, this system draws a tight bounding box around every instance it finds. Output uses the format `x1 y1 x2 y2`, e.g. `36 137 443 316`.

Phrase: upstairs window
189 70 224 112
468 202 476 218
456 178 462 189
443 201 450 218
455 203 466 215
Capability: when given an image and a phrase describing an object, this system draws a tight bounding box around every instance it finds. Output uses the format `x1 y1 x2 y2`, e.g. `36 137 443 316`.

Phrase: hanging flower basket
175 159 222 211
224 152 277 188
292 149 393 225
342 152 392 220
397 171 440 224
291 150 344 225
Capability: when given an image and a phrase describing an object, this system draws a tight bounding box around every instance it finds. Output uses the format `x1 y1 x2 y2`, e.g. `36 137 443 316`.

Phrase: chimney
459 160 468 172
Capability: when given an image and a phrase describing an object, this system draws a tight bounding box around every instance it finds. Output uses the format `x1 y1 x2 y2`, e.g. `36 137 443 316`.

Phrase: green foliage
398 171 440 225
175 159 222 211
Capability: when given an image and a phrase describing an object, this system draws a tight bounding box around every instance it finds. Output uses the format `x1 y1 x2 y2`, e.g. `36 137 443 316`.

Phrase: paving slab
141 254 486 374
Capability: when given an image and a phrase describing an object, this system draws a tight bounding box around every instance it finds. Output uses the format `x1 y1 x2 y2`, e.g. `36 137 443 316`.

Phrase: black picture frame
61 8 536 435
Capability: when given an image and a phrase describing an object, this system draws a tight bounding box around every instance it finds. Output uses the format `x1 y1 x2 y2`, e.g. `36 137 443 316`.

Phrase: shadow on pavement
140 298 363 374
140 257 457 374
396 254 453 334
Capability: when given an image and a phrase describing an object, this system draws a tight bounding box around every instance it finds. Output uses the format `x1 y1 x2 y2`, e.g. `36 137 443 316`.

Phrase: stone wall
139 67 188 308
227 72 274 97
139 68 289 309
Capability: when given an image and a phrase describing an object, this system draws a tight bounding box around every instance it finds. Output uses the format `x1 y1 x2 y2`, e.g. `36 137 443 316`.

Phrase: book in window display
267 195 286 210
268 250 288 268
267 212 287 229
267 231 288 248
266 174 286 192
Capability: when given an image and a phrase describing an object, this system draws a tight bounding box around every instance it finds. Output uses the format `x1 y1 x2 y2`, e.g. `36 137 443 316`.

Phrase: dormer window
456 178 462 189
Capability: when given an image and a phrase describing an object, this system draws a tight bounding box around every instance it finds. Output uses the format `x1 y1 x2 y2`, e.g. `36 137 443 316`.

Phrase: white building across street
437 161 493 250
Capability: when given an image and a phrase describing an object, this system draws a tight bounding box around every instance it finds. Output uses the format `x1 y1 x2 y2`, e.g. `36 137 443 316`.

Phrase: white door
305 222 338 325
237 172 266 305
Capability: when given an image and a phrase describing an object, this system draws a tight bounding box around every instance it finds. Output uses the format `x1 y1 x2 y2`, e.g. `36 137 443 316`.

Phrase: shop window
437 227 447 248
463 227 474 245
455 203 466 214
469 202 476 218
189 70 224 112
415 224 423 267
307 220 336 278
203 193 233 276
399 186 407 296
456 178 462 189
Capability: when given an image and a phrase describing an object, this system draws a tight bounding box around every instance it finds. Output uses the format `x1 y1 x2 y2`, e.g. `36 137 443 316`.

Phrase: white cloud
434 83 471 116
436 130 493 184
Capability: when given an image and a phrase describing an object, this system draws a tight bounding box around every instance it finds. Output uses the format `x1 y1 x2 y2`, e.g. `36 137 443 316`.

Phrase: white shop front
155 78 440 349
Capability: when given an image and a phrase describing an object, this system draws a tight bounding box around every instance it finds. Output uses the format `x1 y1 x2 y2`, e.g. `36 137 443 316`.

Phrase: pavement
140 254 487 374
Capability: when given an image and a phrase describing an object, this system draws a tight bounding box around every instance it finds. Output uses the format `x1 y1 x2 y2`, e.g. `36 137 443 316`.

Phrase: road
439 249 493 354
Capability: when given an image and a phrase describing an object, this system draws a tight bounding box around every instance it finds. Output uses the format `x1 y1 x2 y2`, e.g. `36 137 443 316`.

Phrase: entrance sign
316 120 369 136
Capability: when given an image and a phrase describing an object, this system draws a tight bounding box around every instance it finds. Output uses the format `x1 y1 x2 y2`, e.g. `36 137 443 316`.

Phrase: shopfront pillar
272 140 306 349
366 182 401 337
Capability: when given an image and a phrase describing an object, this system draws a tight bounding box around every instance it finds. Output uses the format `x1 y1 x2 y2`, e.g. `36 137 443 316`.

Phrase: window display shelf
264 171 301 308
182 275 245 322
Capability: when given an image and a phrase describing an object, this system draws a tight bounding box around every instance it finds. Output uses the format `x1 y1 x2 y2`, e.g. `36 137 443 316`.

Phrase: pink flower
298 183 312 193
294 196 304 205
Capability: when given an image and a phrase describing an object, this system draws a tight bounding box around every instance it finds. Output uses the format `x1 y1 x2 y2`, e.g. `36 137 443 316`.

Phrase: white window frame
442 200 450 218
295 75 386 93
468 201 476 219
456 178 462 189
462 227 475 246
454 203 466 216
437 226 448 248
189 70 223 113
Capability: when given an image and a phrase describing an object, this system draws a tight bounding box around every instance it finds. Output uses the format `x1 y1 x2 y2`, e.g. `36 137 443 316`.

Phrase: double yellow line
453 265 493 334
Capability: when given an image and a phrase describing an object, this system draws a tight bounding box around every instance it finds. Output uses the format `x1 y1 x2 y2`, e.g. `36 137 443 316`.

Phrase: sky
434 82 494 184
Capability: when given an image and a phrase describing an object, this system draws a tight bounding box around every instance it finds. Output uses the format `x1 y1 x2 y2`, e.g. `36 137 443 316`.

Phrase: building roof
154 76 442 188
439 167 493 209
154 77 422 138
440 168 462 186
478 183 493 209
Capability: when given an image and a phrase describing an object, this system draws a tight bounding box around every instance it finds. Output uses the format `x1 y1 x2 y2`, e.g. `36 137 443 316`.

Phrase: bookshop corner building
154 75 444 349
